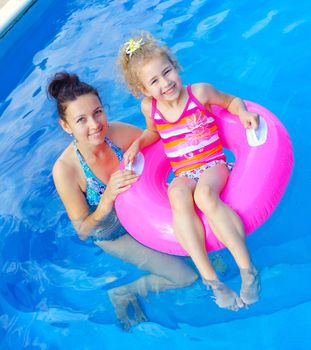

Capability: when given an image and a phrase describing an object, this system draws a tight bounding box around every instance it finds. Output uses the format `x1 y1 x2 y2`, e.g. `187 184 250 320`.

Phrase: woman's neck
75 138 110 162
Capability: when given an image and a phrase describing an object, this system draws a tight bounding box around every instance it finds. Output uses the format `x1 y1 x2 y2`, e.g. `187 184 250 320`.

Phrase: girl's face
139 54 182 102
60 93 108 146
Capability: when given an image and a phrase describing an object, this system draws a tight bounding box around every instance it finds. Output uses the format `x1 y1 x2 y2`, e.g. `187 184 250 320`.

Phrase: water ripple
196 9 230 37
243 10 278 39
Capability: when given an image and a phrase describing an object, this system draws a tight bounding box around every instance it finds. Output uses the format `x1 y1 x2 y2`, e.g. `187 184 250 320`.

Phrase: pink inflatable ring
115 101 293 256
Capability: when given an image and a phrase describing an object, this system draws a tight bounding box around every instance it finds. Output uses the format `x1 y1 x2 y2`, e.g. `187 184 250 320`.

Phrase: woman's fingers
113 170 139 184
108 170 139 199
117 184 132 193
115 177 138 191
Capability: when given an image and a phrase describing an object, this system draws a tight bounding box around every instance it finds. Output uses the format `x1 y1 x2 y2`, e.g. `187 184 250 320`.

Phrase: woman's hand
239 110 259 129
123 140 140 167
101 169 139 207
76 169 139 239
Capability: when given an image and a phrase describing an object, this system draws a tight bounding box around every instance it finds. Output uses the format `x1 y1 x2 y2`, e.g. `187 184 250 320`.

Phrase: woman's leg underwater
96 234 198 329
194 164 260 305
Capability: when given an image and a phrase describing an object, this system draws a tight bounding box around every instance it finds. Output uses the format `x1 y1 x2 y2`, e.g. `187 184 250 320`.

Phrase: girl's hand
100 169 139 208
123 141 140 167
239 111 259 129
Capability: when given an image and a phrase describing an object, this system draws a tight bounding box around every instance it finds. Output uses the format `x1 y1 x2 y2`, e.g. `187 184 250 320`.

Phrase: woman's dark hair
47 72 100 120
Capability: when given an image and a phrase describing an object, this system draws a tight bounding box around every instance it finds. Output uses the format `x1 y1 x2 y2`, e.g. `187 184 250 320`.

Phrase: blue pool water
0 0 310 349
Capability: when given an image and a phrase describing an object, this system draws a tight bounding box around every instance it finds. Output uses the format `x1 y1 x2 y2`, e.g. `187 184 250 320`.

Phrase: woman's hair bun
47 71 100 120
48 72 80 99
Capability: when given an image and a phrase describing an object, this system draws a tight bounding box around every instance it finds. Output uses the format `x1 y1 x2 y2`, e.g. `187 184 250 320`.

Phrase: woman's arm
53 160 90 239
53 157 138 240
75 169 138 239
53 159 109 239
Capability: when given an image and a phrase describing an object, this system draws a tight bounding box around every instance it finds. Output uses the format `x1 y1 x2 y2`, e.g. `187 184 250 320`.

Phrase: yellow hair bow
125 38 144 57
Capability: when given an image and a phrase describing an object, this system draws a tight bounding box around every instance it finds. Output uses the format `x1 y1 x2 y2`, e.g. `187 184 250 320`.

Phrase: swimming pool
0 0 310 349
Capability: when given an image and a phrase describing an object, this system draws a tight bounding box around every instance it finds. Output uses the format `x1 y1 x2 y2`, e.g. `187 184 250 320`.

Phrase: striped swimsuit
151 85 227 180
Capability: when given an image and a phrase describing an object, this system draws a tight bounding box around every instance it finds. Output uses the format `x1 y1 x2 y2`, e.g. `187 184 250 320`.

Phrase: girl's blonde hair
118 31 179 98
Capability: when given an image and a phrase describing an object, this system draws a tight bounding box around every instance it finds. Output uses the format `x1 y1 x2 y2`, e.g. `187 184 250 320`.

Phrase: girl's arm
192 83 259 129
123 98 160 166
226 96 259 129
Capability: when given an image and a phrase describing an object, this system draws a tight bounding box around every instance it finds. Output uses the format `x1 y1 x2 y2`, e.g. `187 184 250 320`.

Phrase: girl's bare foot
204 279 244 311
240 266 260 305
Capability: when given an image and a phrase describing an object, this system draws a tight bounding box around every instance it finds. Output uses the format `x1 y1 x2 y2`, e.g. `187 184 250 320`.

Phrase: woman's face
60 93 108 146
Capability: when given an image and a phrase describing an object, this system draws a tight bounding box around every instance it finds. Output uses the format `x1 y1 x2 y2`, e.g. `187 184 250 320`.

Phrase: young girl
118 32 260 311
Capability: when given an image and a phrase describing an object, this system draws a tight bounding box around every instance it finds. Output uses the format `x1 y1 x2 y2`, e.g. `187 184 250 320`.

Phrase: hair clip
125 38 144 57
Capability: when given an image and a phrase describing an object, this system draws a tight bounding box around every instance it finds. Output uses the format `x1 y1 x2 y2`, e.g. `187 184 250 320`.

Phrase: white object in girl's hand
125 152 144 175
246 116 268 147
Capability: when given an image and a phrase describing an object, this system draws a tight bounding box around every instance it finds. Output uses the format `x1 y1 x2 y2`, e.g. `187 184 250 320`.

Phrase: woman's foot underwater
108 289 148 331
240 266 261 305
204 279 244 311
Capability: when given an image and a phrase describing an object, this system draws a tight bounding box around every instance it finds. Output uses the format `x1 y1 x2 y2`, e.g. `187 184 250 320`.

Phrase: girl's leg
96 234 198 329
168 177 217 280
168 177 243 311
194 164 260 304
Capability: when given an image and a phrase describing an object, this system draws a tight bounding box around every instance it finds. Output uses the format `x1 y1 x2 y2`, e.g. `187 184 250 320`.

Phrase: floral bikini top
73 137 124 206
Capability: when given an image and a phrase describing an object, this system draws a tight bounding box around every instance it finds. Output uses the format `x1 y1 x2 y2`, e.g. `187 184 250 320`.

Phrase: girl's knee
168 185 193 211
194 185 219 212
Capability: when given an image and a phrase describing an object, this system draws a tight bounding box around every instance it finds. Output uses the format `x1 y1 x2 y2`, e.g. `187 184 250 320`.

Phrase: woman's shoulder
52 144 88 222
52 144 78 183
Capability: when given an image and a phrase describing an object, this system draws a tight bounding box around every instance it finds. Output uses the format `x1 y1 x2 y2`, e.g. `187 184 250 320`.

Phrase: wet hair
118 31 180 98
47 72 100 120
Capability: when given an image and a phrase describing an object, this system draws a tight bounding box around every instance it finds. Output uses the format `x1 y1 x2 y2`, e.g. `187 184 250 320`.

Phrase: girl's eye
95 109 103 115
164 68 172 75
151 79 157 85
77 117 84 123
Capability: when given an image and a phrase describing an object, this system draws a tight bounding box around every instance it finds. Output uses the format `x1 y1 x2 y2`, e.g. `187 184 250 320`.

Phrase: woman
48 72 198 330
